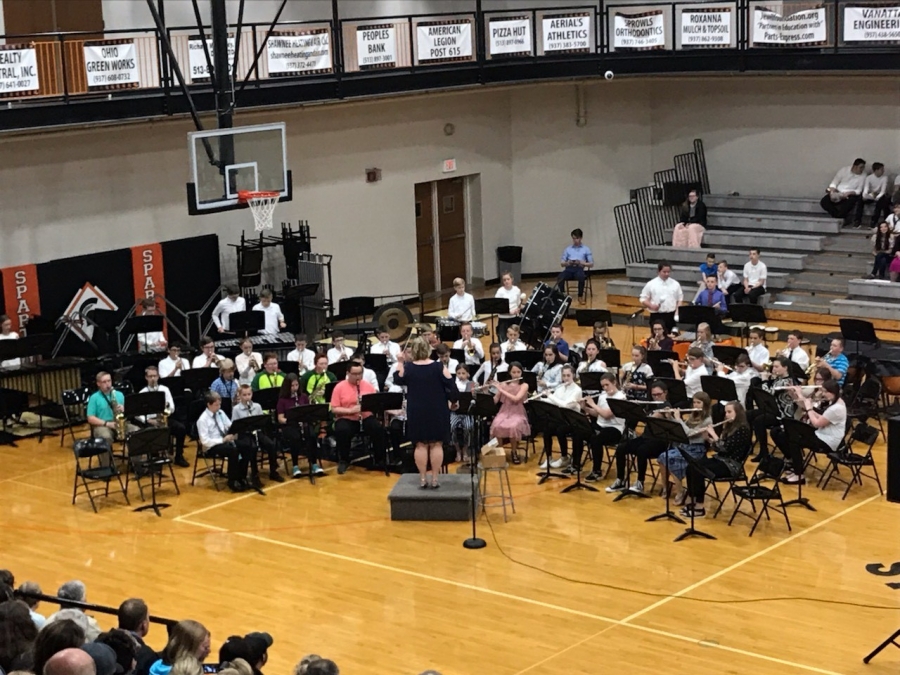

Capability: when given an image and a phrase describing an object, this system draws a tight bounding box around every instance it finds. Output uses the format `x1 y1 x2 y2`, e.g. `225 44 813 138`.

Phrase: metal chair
564 274 593 301
72 438 130 513
126 426 180 515
728 455 791 537
820 423 883 500
59 386 91 447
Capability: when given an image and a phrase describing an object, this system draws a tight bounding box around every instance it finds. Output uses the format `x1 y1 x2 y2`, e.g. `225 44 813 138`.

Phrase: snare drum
471 321 487 337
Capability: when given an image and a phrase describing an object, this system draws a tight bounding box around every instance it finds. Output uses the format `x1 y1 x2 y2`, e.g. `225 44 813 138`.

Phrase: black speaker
887 416 900 503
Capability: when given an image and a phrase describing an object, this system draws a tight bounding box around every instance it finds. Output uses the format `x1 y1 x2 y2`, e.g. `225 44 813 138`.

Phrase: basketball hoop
238 190 280 232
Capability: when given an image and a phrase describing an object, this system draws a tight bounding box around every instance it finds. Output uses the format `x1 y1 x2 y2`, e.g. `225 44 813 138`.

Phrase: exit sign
442 158 457 173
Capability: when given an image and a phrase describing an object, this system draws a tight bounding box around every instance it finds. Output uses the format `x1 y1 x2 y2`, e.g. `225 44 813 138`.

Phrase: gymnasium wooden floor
2 283 899 675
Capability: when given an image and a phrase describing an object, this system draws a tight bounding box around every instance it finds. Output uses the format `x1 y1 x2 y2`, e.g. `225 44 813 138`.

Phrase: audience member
0 572 13 589
33 620 87 675
716 260 741 301
218 659 253 675
555 228 593 304
117 599 157 675
44 648 97 675
863 162 890 228
96 630 138 675
869 221 893 279
168 658 202 675
0 600 38 673
219 633 271 675
732 248 767 305
292 655 322 675
81 642 120 675
147 620 210 675
697 252 716 286
692 275 726 314
820 158 866 227
45 582 102 642
17 581 46 629
672 189 707 247
886 201 900 234
304 660 338 675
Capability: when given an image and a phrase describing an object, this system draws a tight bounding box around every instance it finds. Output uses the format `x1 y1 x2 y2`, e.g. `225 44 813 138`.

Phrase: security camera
604 70 615 81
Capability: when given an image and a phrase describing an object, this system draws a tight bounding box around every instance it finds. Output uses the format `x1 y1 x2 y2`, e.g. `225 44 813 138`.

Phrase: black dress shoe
228 480 245 493
269 471 285 483
174 456 190 468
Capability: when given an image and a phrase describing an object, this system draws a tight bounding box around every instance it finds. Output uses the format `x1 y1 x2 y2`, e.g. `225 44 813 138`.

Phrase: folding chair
728 455 791 537
125 427 180 515
820 423 883 500
706 463 751 518
846 377 884 439
72 438 130 513
59 386 91 447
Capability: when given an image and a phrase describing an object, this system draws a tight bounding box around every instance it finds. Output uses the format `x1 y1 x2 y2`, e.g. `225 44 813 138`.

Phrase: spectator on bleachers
17 581 46 629
697 252 716 286
293 655 323 675
304 660 339 675
219 633 272 675
169 658 202 675
732 248 767 305
96 630 138 675
117 599 158 675
218 659 253 675
0 599 38 673
716 260 741 302
863 162 890 228
148 620 210 675
869 221 893 280
672 189 707 248
820 158 866 227
0 571 13 589
81 642 119 675
883 202 900 234
0 584 12 604
889 233 900 282
45 582 102 642
692 276 726 314
33 620 87 675
44 648 97 675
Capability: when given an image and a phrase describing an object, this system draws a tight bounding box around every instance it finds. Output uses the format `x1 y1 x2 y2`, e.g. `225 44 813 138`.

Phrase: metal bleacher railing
0 0 894 108
14 590 177 632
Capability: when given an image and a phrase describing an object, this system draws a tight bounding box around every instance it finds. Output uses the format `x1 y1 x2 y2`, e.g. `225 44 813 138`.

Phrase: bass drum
373 302 415 343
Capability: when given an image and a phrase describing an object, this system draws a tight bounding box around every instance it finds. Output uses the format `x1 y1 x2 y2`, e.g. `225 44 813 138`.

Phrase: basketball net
238 191 279 232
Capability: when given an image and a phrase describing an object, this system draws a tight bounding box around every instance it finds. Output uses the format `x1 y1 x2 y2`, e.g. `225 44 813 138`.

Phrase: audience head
872 162 884 176
80 642 119 675
749 248 760 263
0 571 13 588
570 228 583 244
57 581 87 609
161 620 210 665
44 648 96 675
95 630 136 675
0 585 12 604
851 158 866 173
687 189 700 204
704 275 717 291
169 658 202 675
116 599 149 638
717 260 729 272
0 599 39 673
17 581 41 609
705 252 715 265
218 659 253 675
304 660 339 675
33 620 86 675
293 655 323 675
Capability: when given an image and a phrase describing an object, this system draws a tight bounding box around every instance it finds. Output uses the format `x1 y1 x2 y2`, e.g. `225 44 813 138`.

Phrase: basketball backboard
187 122 292 215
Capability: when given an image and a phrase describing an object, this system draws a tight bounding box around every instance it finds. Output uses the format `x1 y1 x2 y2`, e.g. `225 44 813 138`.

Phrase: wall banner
0 45 39 96
356 24 397 70
751 7 827 46
83 41 140 90
0 264 40 334
266 29 333 75
843 6 900 41
679 6 733 47
489 16 533 56
613 10 667 50
542 13 592 53
188 35 236 83
417 20 473 63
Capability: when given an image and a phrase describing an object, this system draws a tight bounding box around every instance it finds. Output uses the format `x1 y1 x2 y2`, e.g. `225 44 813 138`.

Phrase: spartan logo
63 283 118 342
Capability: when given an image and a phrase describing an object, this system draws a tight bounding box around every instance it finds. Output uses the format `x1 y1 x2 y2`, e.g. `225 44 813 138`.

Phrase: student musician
301 353 336 404
453 321 484 367
746 329 770 374
370 327 401 365
747 356 796 462
592 321 616 350
235 338 263 386
779 330 810 374
620 345 653 401
643 321 674 352
534 364 581 471
718 354 754 407
192 336 224 369
276 373 325 478
581 373 626 483
576 339 608 378
210 359 239 405
385 344 413 392
450 363 475 463
533 345 564 393
671 347 710 398
816 337 849 387
682 401 752 519
286 333 316 375
211 286 245 335
252 289 286 335
495 272 524 337
434 343 459 375
0 314 20 368
473 343 507 389
87 371 138 445
499 325 527 358
158 344 190 378
690 322 715 361
330 362 386 475
196 391 250 493
656 392 712 506
139 365 188 467
487 362 531 465
135 297 167 352
231 384 279 486
544 324 570 363
350 354 380 391
607 381 670 495
447 278 476 322
327 331 354 364
772 379 846 485
251 353 285 392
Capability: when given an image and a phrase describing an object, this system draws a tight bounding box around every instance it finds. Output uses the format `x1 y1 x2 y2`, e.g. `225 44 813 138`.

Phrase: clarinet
357 385 363 422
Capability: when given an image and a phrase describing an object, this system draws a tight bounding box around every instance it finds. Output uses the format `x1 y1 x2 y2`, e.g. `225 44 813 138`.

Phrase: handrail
14 591 177 630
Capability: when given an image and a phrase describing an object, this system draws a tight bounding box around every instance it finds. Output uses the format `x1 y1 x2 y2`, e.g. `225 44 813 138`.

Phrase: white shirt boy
864 173 888 201
138 384 175 423
500 339 528 356
743 260 768 288
829 166 866 195
448 292 476 321
212 296 246 332
235 351 263 386
747 343 770 370
639 277 683 313
287 347 316 372
158 355 190 378
252 301 284 335
453 337 485 366
370 340 401 363
192 352 225 369
197 408 231 450
327 345 355 364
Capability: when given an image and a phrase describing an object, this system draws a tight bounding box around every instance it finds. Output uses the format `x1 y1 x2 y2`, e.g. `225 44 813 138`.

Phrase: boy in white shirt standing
863 162 890 229
212 286 246 335
252 289 285 335
447 278 476 322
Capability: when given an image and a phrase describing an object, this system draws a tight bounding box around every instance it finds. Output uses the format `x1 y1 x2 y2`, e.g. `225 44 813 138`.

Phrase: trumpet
161 405 170 427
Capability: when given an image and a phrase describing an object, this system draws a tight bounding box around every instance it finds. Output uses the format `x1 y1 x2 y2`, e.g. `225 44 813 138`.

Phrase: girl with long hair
656 392 712 504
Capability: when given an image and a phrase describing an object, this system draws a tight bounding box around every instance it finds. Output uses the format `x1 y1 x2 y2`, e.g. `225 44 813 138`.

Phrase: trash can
496 245 523 282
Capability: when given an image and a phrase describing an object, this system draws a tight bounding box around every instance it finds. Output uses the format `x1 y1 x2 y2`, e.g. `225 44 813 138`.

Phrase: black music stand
528 400 569 484
647 350 677 379
778 417 819 511
655 378 688 407
182 367 219 393
574 309 612 327
121 315 165 353
677 304 720 333
607 398 650 501
712 345 748 368
283 283 319 333
253 388 280 412
675 447 717 542
505 350 542 370
285 404 330 484
747 387 780 417
228 414 271 495
362 392 404 475
328 361 350 381
365 353 388 374
450 348 466 365
596 349 621 370
279 360 300 376
475 298 509 340
558 406 597 493
229 311 266 338
840 318 878 373
124 391 167 421
643 417 689 525
726 303 767 345
0 335 54 443
701 376 737 405
323 381 338 404
579 372 604 393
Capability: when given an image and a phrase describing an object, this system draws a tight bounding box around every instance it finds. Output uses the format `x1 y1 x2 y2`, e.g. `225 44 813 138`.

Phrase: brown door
414 182 436 296
3 0 103 35
436 177 467 291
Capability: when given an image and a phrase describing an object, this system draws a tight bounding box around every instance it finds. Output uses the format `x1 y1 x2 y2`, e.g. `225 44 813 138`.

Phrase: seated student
543 323 570 363
698 252 717 287
671 347 710 398
421 327 441 351
449 363 475 463
692 276 727 315
370 327 401 365
591 321 616 350
326 331 354 364
158 344 190 378
0 314 20 368
495 271 524 337
499 324 528 357
251 353 284 391
576 339 608 378
746 328 770 373
135 297 167 352
732 248 767 305
535 363 582 470
656 392 712 505
434 343 459 375
276 373 325 478
672 190 707 247
350 354 379 391
816 337 849 387
191 336 224 369
86 371 138 445
210 359 240 404
747 356 796 462
231 384 281 485
820 158 866 227
196 391 250 492
580 373 626 482
139 365 188 467
447 277 476 321
555 228 593 304
779 330 810 373
885 201 900 235
234 338 263 387
718 353 754 407
488 362 531 464
620 345 653 401
888 232 900 282
252 288 286 335
472 343 507 388
533 344 563 393
607 380 670 494
716 260 742 301
330 362 386 474
869 221 894 280
690 322 716 362
286 333 317 374
301 353 336 403
682 401 752 519
452 321 484 367
863 162 891 228
642 320 674 352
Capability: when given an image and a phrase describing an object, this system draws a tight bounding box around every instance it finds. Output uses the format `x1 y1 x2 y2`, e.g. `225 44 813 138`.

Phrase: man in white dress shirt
251 289 285 335
326 331 355 364
139 365 188 466
211 286 246 334
732 248 767 305
158 344 190 378
447 278 476 322
192 336 225 369
639 261 683 331
452 322 484 367
820 158 866 227
135 297 167 353
286 333 316 374
863 162 891 229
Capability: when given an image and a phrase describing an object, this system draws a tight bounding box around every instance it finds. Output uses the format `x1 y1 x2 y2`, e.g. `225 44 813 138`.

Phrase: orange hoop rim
237 190 280 203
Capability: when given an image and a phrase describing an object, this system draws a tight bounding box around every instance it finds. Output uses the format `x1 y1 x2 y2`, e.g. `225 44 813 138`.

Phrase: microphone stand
464 393 497 550
628 307 645 349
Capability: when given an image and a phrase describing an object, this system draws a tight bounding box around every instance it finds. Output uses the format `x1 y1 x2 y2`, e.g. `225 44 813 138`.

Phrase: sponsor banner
679 6 734 47
752 7 827 46
266 29 333 75
83 41 140 90
416 20 473 63
356 24 397 69
188 35 236 83
843 6 900 41
489 16 533 55
0 45 39 96
542 13 593 53
613 9 667 50
1 265 40 334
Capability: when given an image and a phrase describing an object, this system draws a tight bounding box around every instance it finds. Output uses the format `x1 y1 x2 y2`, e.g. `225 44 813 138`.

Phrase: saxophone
116 411 127 437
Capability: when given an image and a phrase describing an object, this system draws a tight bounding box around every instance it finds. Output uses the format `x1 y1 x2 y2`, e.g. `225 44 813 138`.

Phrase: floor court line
173 475 300 520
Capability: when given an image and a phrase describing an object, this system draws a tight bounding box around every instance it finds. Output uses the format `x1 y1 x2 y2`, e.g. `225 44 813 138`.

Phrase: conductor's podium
388 473 478 521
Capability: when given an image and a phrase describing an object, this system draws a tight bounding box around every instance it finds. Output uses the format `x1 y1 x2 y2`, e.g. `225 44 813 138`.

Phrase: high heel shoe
511 451 521 465
420 477 428 490
430 479 440 489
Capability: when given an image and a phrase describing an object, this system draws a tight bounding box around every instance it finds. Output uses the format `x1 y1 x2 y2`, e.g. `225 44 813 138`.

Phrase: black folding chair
820 423 883 500
845 377 884 439
728 455 791 537
72 438 130 513
125 427 180 516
